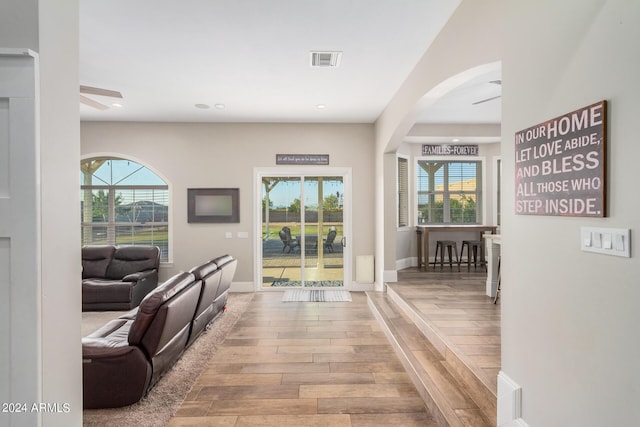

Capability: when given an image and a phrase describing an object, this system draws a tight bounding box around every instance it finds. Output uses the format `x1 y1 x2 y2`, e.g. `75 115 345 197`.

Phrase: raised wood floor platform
368 268 499 426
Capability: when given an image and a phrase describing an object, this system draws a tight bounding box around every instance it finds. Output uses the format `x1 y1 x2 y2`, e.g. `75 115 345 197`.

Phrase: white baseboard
497 371 523 426
395 257 416 271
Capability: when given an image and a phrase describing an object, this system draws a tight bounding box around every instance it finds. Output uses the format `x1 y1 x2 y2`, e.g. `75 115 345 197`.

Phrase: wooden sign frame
515 100 607 217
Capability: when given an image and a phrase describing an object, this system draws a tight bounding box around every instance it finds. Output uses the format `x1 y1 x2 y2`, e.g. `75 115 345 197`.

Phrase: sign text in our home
515 100 607 217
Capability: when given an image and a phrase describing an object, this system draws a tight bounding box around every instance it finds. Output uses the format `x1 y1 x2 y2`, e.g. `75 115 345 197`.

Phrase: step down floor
367 289 495 427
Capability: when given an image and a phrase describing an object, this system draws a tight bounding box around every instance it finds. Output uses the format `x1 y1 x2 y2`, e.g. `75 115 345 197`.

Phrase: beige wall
501 1 640 425
81 122 375 285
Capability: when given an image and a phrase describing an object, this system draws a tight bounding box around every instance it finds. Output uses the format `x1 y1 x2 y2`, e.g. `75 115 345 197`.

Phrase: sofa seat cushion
82 279 133 304
83 318 133 349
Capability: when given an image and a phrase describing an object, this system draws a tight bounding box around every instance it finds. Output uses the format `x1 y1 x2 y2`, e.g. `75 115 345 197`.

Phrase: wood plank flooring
373 268 500 425
390 268 501 394
169 269 500 426
169 291 439 426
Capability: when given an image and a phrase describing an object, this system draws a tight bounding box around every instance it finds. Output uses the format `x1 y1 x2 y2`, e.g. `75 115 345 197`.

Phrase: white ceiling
79 0 500 128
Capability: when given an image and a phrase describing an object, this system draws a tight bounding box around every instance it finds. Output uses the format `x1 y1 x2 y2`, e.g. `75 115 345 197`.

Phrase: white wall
81 122 375 285
501 1 640 425
1 1 81 426
39 1 82 424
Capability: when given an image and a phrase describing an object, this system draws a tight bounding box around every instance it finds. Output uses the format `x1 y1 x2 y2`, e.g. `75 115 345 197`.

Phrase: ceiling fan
472 79 501 105
79 85 123 110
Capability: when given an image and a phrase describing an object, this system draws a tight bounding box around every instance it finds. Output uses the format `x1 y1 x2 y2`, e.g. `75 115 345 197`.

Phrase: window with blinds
80 157 170 262
416 160 482 224
397 157 409 227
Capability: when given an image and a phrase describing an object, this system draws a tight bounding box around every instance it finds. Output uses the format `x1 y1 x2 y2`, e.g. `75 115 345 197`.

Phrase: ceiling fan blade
80 85 123 99
80 94 109 110
472 95 501 105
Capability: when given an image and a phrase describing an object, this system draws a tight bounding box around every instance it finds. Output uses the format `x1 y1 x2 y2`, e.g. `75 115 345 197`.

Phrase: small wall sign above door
276 154 329 165
514 100 607 217
421 144 479 156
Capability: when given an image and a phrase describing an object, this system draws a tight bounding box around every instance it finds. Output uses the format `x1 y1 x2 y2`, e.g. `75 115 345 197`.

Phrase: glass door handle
341 237 346 247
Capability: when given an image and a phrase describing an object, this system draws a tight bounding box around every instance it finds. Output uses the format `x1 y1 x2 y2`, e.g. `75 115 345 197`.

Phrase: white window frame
414 155 487 225
80 153 173 263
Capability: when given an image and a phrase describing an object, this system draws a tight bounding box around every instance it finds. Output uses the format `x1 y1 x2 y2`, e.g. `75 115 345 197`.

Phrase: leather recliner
82 254 238 409
82 245 160 311
82 271 202 408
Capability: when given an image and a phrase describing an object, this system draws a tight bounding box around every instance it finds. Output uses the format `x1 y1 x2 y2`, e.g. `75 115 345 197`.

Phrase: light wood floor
391 268 501 393
169 291 439 426
169 269 499 426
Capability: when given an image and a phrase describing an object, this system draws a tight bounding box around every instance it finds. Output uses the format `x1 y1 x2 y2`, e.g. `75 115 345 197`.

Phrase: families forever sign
515 100 607 217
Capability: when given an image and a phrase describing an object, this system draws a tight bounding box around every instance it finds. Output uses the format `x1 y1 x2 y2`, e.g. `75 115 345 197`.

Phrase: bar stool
459 240 487 271
432 240 460 271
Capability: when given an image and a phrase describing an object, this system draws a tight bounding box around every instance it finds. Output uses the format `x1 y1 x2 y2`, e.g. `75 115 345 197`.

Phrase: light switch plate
581 227 631 258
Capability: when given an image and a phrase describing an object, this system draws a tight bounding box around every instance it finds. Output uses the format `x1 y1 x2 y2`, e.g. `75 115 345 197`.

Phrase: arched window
80 157 169 261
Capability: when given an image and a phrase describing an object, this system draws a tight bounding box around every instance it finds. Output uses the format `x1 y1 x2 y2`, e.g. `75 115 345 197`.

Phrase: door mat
271 280 343 287
282 289 352 302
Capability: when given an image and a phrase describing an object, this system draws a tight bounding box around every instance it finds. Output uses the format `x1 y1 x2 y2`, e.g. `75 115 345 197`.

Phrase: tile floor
169 268 499 426
169 291 439 426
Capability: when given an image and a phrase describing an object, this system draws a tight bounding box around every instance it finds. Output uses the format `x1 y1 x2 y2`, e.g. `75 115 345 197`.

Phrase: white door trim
0 49 42 423
254 166 352 291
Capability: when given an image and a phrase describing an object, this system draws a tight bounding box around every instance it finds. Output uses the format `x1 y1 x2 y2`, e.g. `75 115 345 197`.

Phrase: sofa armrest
122 269 156 282
82 338 152 408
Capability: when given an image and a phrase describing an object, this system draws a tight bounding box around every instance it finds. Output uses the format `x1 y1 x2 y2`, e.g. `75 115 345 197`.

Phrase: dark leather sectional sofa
82 255 237 408
82 245 161 311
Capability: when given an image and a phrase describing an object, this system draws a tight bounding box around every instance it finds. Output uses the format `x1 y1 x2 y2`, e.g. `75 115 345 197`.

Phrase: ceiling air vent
310 51 342 67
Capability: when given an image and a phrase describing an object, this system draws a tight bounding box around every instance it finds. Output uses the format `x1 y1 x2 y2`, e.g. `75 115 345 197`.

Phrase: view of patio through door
261 175 344 288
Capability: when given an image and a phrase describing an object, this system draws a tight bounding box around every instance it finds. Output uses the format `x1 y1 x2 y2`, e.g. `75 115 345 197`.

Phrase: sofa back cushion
189 262 218 281
106 246 160 279
82 245 116 279
189 262 222 319
211 254 234 268
128 272 195 344
216 257 237 299
128 271 201 385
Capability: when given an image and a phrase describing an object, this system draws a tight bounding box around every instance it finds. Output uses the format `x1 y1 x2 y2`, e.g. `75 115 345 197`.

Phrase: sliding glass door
260 173 345 289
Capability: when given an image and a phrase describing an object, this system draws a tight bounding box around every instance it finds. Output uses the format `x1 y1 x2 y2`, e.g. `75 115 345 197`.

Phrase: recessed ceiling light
214 104 226 110
316 104 326 109
111 103 123 108
195 103 210 109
